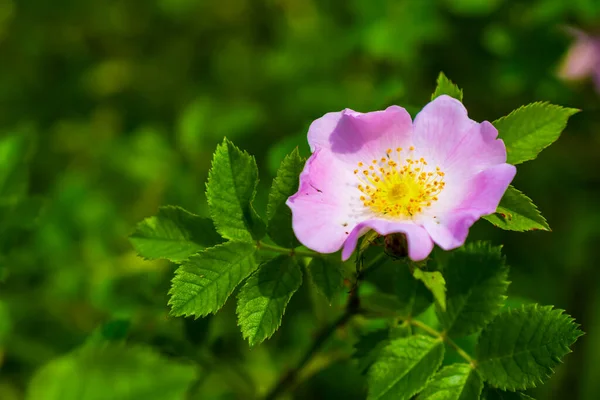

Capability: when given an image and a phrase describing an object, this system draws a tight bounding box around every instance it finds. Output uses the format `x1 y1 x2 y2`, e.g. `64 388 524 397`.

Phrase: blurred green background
1 0 600 399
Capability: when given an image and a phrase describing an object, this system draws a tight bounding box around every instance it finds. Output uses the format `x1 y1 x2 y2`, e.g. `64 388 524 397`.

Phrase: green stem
410 320 475 367
256 241 321 258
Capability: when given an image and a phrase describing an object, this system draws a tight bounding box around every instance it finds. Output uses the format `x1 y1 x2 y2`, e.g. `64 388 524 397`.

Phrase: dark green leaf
169 241 258 317
476 305 583 390
354 330 390 374
367 335 445 400
483 186 550 232
26 344 196 400
206 138 265 242
307 257 343 304
493 102 579 165
266 148 305 247
236 256 303 346
437 242 509 337
130 206 223 263
419 364 483 400
431 72 463 102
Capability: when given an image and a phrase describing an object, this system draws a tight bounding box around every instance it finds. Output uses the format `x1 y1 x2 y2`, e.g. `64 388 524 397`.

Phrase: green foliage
236 256 303 346
476 305 582 390
267 148 305 248
419 364 483 400
483 388 535 400
0 300 11 345
307 257 343 304
0 133 29 197
431 72 463 102
493 102 579 165
413 268 447 311
437 242 509 337
354 329 391 374
169 241 258 317
367 335 445 400
393 262 433 318
129 206 223 263
483 186 550 232
206 138 265 242
26 344 196 400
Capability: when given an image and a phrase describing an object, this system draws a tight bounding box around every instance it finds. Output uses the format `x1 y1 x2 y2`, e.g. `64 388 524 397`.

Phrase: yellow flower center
354 146 446 218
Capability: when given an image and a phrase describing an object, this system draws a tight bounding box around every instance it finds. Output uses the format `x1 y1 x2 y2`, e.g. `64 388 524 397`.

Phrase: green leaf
236 256 303 346
413 268 446 311
367 335 445 400
493 102 579 165
419 364 483 400
169 241 258 317
437 242 509 337
354 329 390 374
431 72 463 102
307 257 343 304
130 206 223 263
266 148 305 248
394 262 433 318
483 388 535 400
476 305 583 390
206 138 265 242
26 344 195 400
483 186 550 232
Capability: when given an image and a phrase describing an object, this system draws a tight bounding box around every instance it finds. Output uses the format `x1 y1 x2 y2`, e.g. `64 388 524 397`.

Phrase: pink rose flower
559 28 600 91
287 95 516 261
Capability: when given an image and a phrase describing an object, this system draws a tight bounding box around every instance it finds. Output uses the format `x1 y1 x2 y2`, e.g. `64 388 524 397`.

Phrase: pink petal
307 106 413 165
287 148 360 254
423 163 516 250
342 220 434 261
560 36 598 80
413 95 478 167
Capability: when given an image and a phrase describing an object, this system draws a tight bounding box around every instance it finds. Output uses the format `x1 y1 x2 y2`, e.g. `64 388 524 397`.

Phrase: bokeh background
1 0 600 399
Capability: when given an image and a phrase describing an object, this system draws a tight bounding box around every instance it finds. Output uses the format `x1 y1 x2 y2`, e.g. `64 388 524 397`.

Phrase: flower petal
560 35 598 80
287 148 360 254
423 163 516 250
307 106 413 165
342 220 434 261
413 95 477 166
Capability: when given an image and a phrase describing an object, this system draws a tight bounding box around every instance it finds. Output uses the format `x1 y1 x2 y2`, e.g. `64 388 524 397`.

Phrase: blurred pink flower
287 96 516 261
559 28 600 91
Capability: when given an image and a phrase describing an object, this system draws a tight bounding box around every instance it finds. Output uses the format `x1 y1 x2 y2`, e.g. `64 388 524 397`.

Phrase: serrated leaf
206 138 265 242
483 186 550 232
476 305 583 391
307 257 343 304
26 344 196 400
437 242 509 337
236 256 302 346
169 241 258 317
266 148 305 247
130 206 223 263
493 102 579 165
413 268 446 311
483 388 535 400
431 72 463 102
394 262 433 317
419 364 483 400
368 335 445 400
